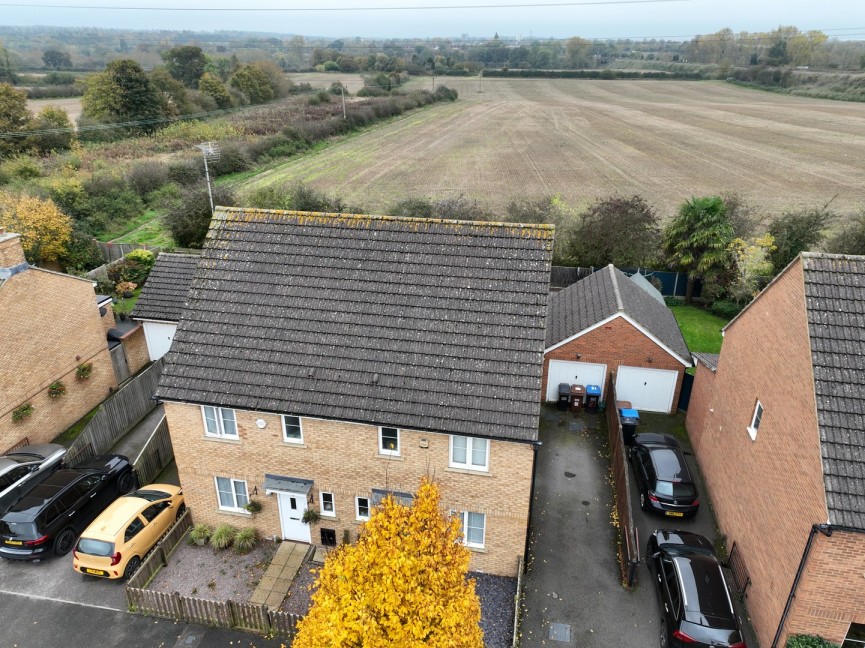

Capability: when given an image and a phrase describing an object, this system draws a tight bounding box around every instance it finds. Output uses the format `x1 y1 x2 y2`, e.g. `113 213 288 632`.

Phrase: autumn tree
149 66 191 116
26 106 76 155
230 64 274 104
82 59 164 134
767 204 833 274
726 234 775 304
663 196 734 301
0 193 72 265
0 83 30 159
42 49 72 69
293 478 484 648
198 72 232 109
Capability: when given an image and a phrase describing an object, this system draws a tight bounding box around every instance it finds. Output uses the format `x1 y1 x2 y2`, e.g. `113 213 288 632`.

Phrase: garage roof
546 264 690 363
156 208 554 443
132 253 200 323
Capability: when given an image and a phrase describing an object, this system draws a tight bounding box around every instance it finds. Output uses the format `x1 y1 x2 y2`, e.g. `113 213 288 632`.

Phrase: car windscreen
76 537 114 557
0 520 38 539
655 481 697 498
677 557 735 622
125 490 170 502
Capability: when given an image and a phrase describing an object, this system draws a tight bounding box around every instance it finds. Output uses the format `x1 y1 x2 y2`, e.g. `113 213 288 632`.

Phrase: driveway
520 406 658 647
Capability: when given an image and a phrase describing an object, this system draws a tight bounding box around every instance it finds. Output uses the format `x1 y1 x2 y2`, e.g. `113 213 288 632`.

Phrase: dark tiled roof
802 253 865 528
546 264 690 362
132 253 200 322
156 209 554 442
693 352 719 371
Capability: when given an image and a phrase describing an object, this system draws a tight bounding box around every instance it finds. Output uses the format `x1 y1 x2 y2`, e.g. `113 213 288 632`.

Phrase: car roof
649 447 692 482
655 529 715 553
673 554 736 624
1 470 97 521
0 457 30 473
4 444 65 460
80 486 179 540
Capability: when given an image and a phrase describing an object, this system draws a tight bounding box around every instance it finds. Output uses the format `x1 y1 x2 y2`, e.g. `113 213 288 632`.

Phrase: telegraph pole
195 142 220 215
340 86 347 119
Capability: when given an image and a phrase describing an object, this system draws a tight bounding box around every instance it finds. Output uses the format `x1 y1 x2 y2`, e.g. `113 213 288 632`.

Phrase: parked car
0 444 67 515
646 529 746 648
629 433 700 518
73 484 185 580
0 455 134 561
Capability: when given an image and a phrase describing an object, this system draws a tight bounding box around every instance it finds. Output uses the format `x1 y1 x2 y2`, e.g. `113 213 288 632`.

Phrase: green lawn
669 304 729 354
113 215 175 247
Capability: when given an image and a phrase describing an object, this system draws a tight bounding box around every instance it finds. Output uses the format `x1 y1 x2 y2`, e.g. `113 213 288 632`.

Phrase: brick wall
784 530 865 645
684 259 828 648
0 267 117 450
684 362 715 455
164 401 534 576
121 326 149 376
542 316 685 413
0 233 26 267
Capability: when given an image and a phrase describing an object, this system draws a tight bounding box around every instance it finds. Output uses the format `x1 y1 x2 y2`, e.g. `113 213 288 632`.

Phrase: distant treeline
481 69 707 80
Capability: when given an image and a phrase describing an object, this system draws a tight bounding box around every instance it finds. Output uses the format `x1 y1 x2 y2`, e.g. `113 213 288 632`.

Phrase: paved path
520 407 657 647
110 403 165 464
250 541 311 609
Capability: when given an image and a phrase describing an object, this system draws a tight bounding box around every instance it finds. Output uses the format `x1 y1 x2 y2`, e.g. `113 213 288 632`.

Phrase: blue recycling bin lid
586 384 602 396
620 416 639 426
620 408 639 419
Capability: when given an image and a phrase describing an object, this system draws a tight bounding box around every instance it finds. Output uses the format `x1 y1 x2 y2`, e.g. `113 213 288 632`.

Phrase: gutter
772 523 865 647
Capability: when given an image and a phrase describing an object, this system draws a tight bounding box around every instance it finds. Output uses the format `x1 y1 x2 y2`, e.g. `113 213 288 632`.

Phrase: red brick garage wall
542 316 685 413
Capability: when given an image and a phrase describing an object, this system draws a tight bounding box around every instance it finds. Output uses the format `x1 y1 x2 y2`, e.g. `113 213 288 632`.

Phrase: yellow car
72 484 184 580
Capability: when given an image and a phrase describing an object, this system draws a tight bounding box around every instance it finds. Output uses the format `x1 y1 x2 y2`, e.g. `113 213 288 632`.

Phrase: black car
0 455 134 561
629 433 700 518
647 529 746 648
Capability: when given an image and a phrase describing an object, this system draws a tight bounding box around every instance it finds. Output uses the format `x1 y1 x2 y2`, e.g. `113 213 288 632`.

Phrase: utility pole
478 72 482 93
195 142 220 215
432 74 435 91
340 85 347 119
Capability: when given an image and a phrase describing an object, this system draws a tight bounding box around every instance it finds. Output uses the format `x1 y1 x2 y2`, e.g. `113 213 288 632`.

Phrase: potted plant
244 499 263 515
12 403 33 422
76 362 93 380
48 381 66 398
302 508 321 525
115 281 137 299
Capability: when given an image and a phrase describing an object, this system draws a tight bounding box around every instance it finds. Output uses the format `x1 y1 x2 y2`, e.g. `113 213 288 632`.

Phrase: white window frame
282 415 303 443
201 406 238 439
378 427 400 456
455 511 486 549
449 435 489 472
214 476 250 513
320 491 336 517
747 400 763 441
355 496 370 521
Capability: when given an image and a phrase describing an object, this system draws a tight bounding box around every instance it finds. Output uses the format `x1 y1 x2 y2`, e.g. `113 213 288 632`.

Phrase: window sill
377 453 403 461
320 514 338 521
467 546 487 554
204 435 241 444
352 519 370 525
217 508 251 517
282 441 307 448
445 466 491 477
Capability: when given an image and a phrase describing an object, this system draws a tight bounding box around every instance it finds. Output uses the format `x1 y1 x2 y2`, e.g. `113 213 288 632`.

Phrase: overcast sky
1 0 864 40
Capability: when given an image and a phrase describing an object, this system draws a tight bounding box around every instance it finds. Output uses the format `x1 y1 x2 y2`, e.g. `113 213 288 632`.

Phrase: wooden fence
109 344 131 384
96 241 160 264
512 555 525 648
127 508 193 590
66 358 164 467
132 415 173 487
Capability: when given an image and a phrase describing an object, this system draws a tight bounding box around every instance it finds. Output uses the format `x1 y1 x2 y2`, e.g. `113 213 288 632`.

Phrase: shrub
209 143 252 177
76 362 93 380
164 185 236 248
145 182 183 210
167 159 203 186
115 280 138 296
234 527 259 554
107 257 150 286
12 403 33 422
81 174 144 235
210 524 237 550
189 523 212 547
2 156 43 180
126 162 169 198
59 227 104 274
709 300 742 320
48 381 66 398
125 249 155 276
388 197 435 219
785 635 839 648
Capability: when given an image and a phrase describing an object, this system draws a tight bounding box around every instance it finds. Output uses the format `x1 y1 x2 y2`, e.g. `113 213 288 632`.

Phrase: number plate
84 568 107 576
665 511 684 517
4 539 22 546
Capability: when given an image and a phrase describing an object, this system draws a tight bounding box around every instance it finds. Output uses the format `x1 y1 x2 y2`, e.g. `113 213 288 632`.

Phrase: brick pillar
0 231 27 268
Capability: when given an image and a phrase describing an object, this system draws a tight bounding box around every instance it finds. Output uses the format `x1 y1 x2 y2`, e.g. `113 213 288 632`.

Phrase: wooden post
173 591 184 622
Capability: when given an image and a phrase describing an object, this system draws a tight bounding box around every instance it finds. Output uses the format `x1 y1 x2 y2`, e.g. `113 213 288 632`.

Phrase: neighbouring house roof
131 253 200 322
545 264 691 363
692 352 719 372
156 208 554 443
629 272 665 304
801 252 865 528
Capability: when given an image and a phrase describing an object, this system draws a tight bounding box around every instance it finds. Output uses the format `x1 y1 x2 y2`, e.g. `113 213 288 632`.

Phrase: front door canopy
264 474 313 495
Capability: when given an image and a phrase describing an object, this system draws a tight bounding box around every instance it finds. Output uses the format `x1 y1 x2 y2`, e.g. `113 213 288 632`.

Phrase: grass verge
54 405 100 447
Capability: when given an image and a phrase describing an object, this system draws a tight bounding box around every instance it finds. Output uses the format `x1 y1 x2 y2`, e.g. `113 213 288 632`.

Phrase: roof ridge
801 251 865 262
213 206 556 236
608 264 624 311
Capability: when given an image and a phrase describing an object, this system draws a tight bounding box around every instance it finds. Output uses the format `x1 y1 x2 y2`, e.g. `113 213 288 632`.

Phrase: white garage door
545 360 607 401
615 366 679 413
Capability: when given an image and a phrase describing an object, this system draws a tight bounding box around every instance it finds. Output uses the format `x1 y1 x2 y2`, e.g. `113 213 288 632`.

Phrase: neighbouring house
0 229 117 452
543 264 691 413
131 253 199 361
686 253 865 647
155 208 554 576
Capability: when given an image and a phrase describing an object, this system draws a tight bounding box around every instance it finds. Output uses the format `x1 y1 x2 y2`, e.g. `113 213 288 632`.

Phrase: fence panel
110 344 130 384
95 241 160 264
128 588 182 619
133 415 174 487
67 359 164 467
269 610 302 638
126 509 192 590
233 601 272 634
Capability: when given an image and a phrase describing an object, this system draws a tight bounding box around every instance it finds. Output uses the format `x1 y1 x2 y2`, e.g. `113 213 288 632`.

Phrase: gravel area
279 558 517 648
148 537 277 601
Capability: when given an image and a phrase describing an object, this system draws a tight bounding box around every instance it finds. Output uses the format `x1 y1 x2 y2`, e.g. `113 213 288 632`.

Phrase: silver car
0 444 67 514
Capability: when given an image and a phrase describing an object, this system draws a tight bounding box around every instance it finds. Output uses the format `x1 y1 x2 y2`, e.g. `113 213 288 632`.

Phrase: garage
615 366 679 413
545 360 606 401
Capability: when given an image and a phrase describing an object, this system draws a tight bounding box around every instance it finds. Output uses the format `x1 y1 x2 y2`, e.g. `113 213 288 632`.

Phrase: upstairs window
748 400 763 441
356 496 370 521
454 511 486 548
379 427 400 456
282 415 303 443
450 436 489 471
202 406 237 439
320 492 335 517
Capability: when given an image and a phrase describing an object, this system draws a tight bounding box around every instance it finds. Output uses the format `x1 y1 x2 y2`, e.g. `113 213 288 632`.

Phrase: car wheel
54 528 76 556
640 491 648 511
659 618 668 648
124 556 141 580
116 470 134 495
175 503 187 522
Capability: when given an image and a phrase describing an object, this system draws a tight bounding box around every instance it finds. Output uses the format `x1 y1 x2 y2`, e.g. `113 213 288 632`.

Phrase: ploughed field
241 78 865 216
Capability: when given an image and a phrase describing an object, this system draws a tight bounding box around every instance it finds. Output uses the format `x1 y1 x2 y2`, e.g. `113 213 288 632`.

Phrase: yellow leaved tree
293 477 484 648
0 193 72 265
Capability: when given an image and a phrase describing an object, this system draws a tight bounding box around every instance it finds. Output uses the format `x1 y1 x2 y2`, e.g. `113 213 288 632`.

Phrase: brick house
543 264 691 413
155 208 554 576
0 230 117 451
686 253 865 647
131 252 199 361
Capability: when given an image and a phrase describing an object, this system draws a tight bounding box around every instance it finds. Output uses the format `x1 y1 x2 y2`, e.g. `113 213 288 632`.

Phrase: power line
0 0 692 11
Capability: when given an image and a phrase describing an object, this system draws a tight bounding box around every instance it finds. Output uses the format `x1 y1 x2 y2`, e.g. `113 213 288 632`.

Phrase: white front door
545 360 607 401
615 366 679 413
276 491 311 543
